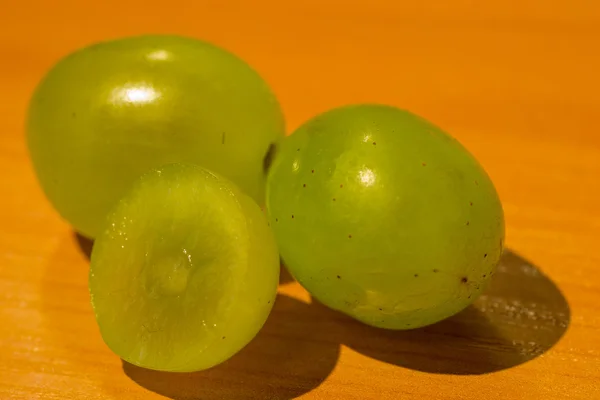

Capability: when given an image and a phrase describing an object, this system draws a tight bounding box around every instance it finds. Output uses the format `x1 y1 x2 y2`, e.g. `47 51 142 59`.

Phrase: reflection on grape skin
358 167 376 187
108 83 161 106
146 49 171 61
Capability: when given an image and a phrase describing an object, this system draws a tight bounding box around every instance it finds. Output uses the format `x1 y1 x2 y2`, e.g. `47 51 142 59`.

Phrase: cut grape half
89 163 279 372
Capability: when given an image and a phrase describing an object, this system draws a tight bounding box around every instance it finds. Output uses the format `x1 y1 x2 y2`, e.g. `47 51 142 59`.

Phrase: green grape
27 35 284 238
89 163 279 372
266 105 504 329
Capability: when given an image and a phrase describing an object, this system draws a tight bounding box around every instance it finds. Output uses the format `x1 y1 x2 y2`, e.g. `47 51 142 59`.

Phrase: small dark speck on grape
333 198 336 201
422 162 426 166
275 218 278 222
340 184 344 188
222 336 226 339
72 112 76 118
348 234 352 239
461 276 468 283
484 253 488 258
406 323 411 327
475 180 479 186
468 295 472 299
291 215 294 219
482 274 487 278
221 132 226 144
470 201 473 206
311 169 315 173
433 269 439 273
337 275 341 279
297 148 300 151
267 300 271 304
414 274 419 278
303 183 306 188
378 308 383 311
373 142 377 145
466 221 470 226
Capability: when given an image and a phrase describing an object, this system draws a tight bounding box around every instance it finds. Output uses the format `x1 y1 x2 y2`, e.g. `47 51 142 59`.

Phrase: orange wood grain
1 1 599 399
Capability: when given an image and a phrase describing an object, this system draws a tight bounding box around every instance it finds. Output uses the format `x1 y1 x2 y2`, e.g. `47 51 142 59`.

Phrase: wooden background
1 1 599 398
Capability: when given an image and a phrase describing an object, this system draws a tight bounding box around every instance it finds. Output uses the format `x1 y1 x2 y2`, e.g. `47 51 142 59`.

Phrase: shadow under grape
336 249 571 374
74 232 93 259
71 226 570 385
279 262 295 285
122 295 341 400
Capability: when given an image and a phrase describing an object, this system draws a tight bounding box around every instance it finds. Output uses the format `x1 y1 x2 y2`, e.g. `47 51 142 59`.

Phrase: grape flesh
266 105 504 329
27 35 284 238
89 163 280 371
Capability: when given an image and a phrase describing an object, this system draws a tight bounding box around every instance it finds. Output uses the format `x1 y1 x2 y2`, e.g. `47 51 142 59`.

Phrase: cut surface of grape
89 164 279 372
27 35 285 238
266 104 504 329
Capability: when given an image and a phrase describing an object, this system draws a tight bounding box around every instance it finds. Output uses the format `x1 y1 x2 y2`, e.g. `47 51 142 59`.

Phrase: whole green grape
89 163 279 372
266 105 504 329
27 35 284 238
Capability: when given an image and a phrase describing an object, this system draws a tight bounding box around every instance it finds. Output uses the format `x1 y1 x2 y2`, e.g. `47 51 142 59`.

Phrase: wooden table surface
1 1 599 399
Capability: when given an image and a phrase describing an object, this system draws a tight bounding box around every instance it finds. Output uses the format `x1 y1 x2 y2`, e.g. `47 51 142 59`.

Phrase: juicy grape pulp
89 164 280 371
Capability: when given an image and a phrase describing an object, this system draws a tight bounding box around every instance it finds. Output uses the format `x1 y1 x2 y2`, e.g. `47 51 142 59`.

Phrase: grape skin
27 35 284 238
266 105 504 329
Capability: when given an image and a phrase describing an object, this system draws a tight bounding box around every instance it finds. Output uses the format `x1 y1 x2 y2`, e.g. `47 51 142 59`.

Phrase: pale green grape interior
90 164 279 371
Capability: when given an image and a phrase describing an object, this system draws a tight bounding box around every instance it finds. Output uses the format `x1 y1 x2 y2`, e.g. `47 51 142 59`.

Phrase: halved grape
27 35 284 238
89 163 279 371
266 105 504 329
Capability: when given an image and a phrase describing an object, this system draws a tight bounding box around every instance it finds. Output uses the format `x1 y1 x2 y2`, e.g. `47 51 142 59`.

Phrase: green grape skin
89 163 280 372
27 35 285 238
266 104 504 329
